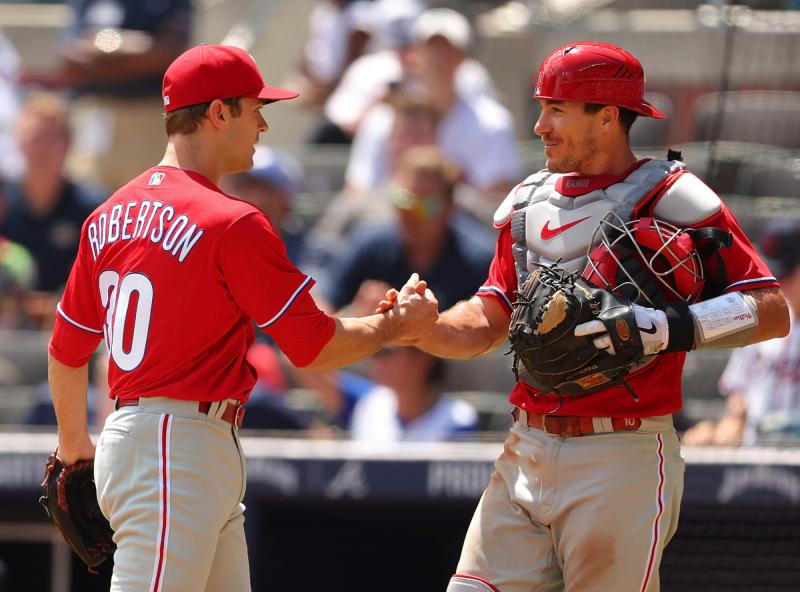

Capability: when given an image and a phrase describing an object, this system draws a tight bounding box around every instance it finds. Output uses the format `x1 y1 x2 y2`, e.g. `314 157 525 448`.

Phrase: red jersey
49 166 335 403
477 197 778 417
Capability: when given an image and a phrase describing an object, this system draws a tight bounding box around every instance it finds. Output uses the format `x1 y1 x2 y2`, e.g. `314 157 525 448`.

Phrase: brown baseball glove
508 263 647 403
39 450 115 570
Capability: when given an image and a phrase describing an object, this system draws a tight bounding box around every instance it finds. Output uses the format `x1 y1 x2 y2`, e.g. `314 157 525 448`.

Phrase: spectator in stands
683 223 800 446
350 345 478 442
295 146 492 435
344 8 521 200
345 89 439 193
241 341 313 432
59 0 191 191
221 145 306 263
320 0 424 143
300 91 442 288
23 350 110 429
322 145 495 313
295 0 374 144
322 1 496 143
288 364 375 432
0 29 23 181
384 92 440 179
222 149 331 431
0 235 36 329
0 92 104 326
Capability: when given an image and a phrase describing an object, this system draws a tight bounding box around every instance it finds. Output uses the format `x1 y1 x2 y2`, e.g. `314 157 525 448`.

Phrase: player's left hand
375 288 399 314
575 304 669 356
351 279 394 317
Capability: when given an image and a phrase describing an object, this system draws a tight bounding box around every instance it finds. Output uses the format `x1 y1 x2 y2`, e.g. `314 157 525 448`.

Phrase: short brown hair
19 91 71 139
164 97 243 136
584 103 638 137
385 90 441 127
395 145 461 199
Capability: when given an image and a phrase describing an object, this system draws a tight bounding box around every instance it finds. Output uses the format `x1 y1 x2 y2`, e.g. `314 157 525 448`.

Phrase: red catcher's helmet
533 42 666 119
582 215 705 307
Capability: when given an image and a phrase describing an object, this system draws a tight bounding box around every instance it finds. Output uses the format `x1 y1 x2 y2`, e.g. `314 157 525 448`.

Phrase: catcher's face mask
582 214 706 307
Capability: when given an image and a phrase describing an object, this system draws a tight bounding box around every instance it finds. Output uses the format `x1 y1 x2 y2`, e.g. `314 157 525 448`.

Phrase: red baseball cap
162 44 299 112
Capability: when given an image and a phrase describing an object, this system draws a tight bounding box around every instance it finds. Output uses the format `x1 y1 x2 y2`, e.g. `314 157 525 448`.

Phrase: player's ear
207 99 227 128
598 105 619 132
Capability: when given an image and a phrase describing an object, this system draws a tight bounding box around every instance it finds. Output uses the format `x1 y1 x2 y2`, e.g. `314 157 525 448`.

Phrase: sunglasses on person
390 187 445 219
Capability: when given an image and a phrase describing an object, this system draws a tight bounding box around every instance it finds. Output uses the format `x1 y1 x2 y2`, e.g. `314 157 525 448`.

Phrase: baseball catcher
39 450 115 570
426 40 788 592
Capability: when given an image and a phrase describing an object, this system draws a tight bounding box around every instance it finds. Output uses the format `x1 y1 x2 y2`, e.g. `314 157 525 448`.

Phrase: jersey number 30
99 271 153 371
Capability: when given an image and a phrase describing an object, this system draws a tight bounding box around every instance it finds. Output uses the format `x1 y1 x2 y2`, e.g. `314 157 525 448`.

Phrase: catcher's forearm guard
664 291 759 351
39 451 116 570
508 263 646 405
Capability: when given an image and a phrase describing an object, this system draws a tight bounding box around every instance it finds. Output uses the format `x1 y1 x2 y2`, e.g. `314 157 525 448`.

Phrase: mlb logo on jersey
149 172 165 186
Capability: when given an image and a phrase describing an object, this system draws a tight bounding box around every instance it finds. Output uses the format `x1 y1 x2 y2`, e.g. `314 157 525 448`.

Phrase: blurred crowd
0 0 797 445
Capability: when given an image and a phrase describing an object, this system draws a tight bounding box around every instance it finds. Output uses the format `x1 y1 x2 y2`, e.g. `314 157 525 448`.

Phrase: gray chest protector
493 159 685 287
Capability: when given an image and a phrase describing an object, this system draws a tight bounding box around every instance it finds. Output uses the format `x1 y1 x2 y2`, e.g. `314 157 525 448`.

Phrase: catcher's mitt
39 451 115 570
508 263 647 403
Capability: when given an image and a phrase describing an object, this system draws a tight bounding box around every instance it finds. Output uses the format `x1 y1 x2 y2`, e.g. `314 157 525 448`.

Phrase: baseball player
47 44 438 592
382 42 789 591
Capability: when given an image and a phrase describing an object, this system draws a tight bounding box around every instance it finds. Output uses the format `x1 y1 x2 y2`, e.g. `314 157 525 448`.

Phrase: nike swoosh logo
639 323 658 334
540 216 591 240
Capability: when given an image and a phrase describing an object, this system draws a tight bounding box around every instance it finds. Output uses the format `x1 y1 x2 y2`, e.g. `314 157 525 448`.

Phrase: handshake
371 273 439 345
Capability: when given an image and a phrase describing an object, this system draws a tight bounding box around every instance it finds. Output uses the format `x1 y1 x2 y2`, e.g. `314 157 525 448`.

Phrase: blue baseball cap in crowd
246 145 302 197
759 223 800 279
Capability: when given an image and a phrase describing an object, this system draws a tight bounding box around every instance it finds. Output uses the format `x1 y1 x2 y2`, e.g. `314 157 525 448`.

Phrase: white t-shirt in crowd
718 317 800 445
345 95 522 192
304 0 373 83
349 385 479 442
324 49 495 130
0 31 22 180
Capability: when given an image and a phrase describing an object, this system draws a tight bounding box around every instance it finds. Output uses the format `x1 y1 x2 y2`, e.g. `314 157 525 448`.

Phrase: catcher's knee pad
447 574 500 592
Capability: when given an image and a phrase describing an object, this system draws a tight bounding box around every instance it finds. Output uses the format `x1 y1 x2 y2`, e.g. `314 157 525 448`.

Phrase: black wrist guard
663 301 696 352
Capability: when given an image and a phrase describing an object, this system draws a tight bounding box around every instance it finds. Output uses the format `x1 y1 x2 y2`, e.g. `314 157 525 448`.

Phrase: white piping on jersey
56 302 103 334
257 276 313 329
477 286 513 311
725 276 777 292
448 574 500 591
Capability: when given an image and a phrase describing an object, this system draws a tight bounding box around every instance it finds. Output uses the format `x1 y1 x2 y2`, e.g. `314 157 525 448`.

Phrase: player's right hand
391 273 439 340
